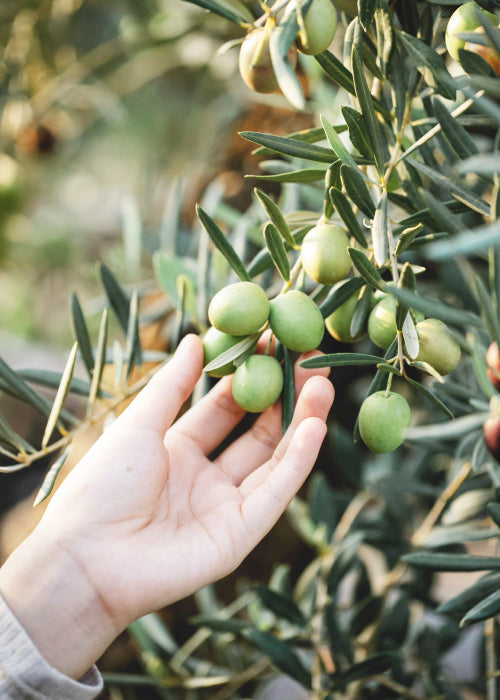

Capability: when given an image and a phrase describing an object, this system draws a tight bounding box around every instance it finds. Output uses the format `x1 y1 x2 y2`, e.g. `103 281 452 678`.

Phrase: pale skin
0 334 334 682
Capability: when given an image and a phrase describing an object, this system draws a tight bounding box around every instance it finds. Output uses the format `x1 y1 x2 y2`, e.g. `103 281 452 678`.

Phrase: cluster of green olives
446 2 500 76
203 280 324 412
202 214 462 453
239 0 338 94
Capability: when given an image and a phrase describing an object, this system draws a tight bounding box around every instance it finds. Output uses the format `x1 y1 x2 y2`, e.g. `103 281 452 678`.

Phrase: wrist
0 524 121 680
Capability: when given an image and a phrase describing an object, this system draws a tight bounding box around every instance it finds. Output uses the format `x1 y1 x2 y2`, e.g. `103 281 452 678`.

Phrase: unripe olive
295 0 337 55
239 27 297 94
269 290 324 352
208 281 270 336
415 318 461 376
445 2 497 62
232 354 284 412
367 295 397 349
325 291 366 343
359 391 411 454
301 224 351 286
203 327 247 377
487 341 500 390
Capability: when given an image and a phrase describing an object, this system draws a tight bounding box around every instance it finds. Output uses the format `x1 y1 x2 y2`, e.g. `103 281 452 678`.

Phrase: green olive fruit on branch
269 289 324 352
232 354 284 412
239 25 297 94
415 318 461 376
208 281 270 336
289 0 338 56
359 391 411 454
367 295 398 350
325 290 366 343
300 223 351 286
203 327 249 377
445 2 498 62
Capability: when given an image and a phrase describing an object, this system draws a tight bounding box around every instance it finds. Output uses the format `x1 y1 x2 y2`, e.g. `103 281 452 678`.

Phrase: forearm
0 525 119 682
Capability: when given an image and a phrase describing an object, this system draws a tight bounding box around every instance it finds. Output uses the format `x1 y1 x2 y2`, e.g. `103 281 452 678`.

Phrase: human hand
0 335 334 679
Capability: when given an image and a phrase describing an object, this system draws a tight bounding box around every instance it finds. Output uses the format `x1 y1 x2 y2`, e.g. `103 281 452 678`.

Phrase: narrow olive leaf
301 353 384 368
349 285 371 338
458 153 500 177
41 342 78 449
398 31 456 100
204 332 261 374
403 552 500 571
374 1 395 76
404 376 454 419
407 158 490 216
323 163 341 218
315 49 355 94
388 287 482 328
348 248 388 291
100 263 130 334
461 588 500 626
420 189 463 234
182 0 251 25
330 652 396 690
395 224 424 254
473 275 500 349
325 604 354 666
192 615 249 634
196 205 250 282
459 47 498 76
351 45 387 175
18 369 102 398
433 98 478 160
87 309 109 418
396 262 415 331
240 131 334 163
125 290 142 381
438 572 500 615
33 445 72 507
70 293 94 379
424 526 500 549
341 107 372 161
255 189 296 249
255 584 306 627
372 192 389 265
0 410 34 454
426 219 500 259
252 125 342 157
319 277 365 317
0 357 53 419
243 628 311 687
269 22 305 111
321 116 358 170
376 362 402 375
403 312 420 360
251 168 326 183
329 188 368 247
476 7 500 55
409 360 444 383
359 0 377 30
341 165 376 220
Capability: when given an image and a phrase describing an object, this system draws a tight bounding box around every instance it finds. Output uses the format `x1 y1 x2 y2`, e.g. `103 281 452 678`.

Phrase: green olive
232 354 284 412
295 0 337 55
239 26 297 94
415 318 461 375
325 291 366 343
359 391 411 454
269 290 324 352
367 295 397 349
445 2 497 62
208 281 270 336
301 224 351 286
202 327 247 377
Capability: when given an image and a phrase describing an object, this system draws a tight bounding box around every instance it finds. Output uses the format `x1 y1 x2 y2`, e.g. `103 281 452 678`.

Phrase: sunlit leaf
33 446 71 507
42 342 78 448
